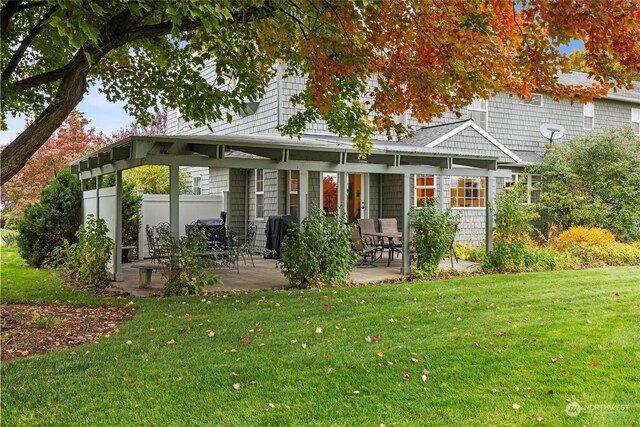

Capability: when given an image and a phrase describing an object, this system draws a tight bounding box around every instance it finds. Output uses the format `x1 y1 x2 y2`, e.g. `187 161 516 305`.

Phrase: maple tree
2 0 639 184
2 109 96 219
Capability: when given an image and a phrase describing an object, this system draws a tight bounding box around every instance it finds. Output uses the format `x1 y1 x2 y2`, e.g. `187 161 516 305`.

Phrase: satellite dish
540 123 566 142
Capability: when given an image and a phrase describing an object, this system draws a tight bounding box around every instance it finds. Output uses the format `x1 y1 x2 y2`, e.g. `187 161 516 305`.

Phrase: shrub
64 215 113 287
551 226 615 250
563 241 640 268
453 243 486 262
161 227 219 296
278 205 356 288
1 230 18 248
17 169 82 267
483 182 561 272
410 200 459 276
536 127 640 241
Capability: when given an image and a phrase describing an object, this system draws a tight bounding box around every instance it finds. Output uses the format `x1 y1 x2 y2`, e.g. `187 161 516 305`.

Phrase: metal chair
145 222 170 263
240 222 257 267
350 224 383 267
378 218 402 259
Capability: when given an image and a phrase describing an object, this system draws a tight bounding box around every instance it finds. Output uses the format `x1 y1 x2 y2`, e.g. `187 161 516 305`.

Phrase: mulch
1 303 133 362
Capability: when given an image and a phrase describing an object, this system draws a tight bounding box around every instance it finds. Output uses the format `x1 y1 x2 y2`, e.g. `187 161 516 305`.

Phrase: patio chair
240 222 257 267
357 217 383 252
378 218 403 259
350 224 383 267
145 222 170 263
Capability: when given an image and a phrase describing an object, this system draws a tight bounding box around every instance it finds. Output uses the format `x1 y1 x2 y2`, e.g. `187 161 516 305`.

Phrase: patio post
298 169 309 225
402 172 411 275
169 164 180 239
485 175 495 254
114 170 123 281
95 175 100 219
338 172 347 211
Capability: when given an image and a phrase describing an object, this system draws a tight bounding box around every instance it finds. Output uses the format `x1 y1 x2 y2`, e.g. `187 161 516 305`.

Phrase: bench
122 246 137 263
130 263 164 288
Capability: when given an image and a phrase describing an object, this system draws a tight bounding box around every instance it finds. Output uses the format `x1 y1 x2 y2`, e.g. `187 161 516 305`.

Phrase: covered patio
70 133 510 288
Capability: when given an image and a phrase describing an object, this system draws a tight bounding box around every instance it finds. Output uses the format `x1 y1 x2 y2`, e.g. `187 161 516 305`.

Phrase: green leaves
410 200 459 276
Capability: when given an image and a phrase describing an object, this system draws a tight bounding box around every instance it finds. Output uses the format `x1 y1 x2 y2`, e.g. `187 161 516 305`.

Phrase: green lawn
2 248 639 426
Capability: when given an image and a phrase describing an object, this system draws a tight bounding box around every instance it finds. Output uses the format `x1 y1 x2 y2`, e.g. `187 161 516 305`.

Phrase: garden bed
0 303 132 361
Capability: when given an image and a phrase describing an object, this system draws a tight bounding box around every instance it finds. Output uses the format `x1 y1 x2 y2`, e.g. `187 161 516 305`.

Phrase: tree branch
2 5 58 83
1 0 23 39
12 66 67 89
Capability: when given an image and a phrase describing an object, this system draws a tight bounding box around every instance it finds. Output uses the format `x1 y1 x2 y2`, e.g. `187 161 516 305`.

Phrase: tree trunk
1 64 88 185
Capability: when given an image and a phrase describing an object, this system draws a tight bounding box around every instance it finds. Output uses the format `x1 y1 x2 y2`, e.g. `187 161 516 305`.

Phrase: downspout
276 64 283 128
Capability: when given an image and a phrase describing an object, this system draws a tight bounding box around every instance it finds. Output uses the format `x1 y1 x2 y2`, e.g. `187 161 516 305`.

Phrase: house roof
557 71 640 103
396 120 522 163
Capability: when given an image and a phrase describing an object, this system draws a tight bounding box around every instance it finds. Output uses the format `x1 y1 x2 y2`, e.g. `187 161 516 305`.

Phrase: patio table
362 231 403 267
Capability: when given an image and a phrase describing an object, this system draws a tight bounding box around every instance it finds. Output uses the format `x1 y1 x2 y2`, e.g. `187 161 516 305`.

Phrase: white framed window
632 108 640 136
176 110 185 131
504 173 542 204
321 172 338 214
192 176 202 195
288 170 299 218
255 169 264 219
414 174 436 207
468 98 488 130
450 176 486 208
521 93 543 107
583 102 594 130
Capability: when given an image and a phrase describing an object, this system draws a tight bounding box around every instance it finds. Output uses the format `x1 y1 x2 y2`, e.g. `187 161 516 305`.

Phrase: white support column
485 176 496 254
362 174 370 218
95 175 101 220
402 173 411 275
298 170 309 226
338 172 347 212
113 170 123 281
136 189 144 260
438 175 446 212
169 164 180 239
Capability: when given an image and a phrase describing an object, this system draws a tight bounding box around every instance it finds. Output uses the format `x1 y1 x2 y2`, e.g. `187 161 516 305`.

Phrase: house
70 67 639 281
170 67 640 247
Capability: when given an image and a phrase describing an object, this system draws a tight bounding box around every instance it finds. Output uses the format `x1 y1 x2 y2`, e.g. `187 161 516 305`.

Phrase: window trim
413 174 436 208
632 108 640 136
468 98 488 130
288 170 299 216
255 169 265 220
192 175 202 196
583 102 594 130
521 93 543 107
450 176 486 209
505 173 542 204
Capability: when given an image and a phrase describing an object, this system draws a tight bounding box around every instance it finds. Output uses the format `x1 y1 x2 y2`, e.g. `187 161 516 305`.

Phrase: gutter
604 94 640 105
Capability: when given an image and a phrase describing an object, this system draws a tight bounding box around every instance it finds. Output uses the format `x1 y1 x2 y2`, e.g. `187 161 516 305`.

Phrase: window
176 110 185 130
414 174 436 207
468 98 488 130
288 171 299 218
321 173 338 214
255 169 264 219
521 93 543 107
450 177 486 208
583 102 594 130
632 108 640 136
504 173 542 204
192 176 202 195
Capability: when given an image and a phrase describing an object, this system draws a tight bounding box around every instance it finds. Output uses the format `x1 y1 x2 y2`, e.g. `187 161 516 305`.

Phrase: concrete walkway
112 256 479 297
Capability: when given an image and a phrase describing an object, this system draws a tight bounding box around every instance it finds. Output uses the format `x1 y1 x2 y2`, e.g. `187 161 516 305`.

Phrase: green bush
483 182 561 272
161 227 219 296
17 169 82 267
278 205 356 289
64 215 113 287
410 200 459 276
536 127 640 241
453 243 486 262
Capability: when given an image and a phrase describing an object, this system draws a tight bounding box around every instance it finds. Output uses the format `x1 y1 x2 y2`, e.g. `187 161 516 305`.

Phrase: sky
0 41 584 146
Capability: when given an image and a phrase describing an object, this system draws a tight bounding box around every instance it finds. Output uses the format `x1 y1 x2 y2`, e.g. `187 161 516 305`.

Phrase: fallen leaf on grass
230 348 238 353
411 358 419 364
403 374 410 381
377 352 384 357
512 404 520 410
207 331 215 337
247 380 257 385
290 339 298 345
373 335 380 342
315 327 322 334
125 340 133 345
592 360 599 366
301 343 307 350
242 338 251 345
491 388 498 395
166 339 175 345
536 416 545 422
269 403 276 408
233 383 241 390
231 371 238 377
365 336 372 343
352 390 360 394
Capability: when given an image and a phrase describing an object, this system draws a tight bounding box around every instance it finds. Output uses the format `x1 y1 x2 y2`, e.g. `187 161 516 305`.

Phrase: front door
347 174 363 221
